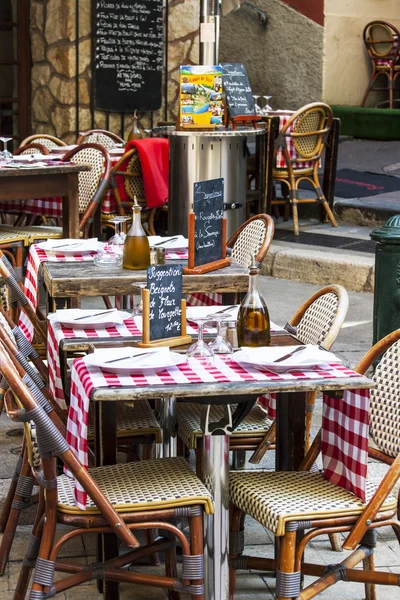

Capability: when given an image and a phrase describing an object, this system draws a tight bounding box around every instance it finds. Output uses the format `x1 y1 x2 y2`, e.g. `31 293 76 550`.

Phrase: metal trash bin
370 214 400 345
167 128 265 239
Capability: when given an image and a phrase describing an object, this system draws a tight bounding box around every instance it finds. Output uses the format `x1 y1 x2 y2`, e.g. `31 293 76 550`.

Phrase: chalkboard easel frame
182 212 231 275
137 289 192 348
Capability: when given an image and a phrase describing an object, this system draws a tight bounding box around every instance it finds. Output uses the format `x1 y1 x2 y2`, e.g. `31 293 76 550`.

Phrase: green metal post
370 215 400 345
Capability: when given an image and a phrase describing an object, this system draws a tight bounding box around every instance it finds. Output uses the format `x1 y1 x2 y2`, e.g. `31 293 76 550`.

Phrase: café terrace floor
0 279 398 599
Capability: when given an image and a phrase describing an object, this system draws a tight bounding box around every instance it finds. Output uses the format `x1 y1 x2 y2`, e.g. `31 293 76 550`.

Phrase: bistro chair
20 134 66 149
0 343 212 600
0 143 111 243
271 102 337 236
229 329 400 600
76 128 125 148
361 20 400 109
14 143 49 156
251 284 349 465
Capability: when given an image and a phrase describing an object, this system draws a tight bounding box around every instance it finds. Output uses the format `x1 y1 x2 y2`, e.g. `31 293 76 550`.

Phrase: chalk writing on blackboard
193 178 224 266
147 264 182 340
220 62 255 118
93 0 163 112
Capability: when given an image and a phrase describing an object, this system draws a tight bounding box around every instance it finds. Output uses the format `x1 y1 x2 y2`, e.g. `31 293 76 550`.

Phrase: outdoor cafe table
0 164 90 239
67 342 373 600
42 259 249 309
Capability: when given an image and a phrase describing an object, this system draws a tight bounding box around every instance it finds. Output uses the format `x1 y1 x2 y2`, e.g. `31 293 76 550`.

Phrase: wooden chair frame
226 213 275 263
14 143 49 156
20 134 66 148
271 102 337 236
361 20 400 109
229 329 400 600
104 147 159 235
76 128 125 147
0 344 206 600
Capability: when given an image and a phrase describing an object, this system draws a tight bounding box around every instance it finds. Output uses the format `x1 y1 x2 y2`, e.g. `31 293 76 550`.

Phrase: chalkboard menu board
220 62 255 118
193 178 224 267
93 0 163 112
147 264 182 341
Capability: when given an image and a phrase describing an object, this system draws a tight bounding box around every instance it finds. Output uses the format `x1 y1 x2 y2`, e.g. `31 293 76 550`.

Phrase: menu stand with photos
220 62 259 130
137 264 192 348
183 178 231 275
178 65 224 130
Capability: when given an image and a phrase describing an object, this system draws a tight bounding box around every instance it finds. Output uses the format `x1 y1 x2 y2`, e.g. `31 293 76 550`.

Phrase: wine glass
208 314 233 355
262 96 273 114
131 282 147 317
252 94 262 115
143 128 152 138
186 318 215 368
0 136 13 162
108 216 130 249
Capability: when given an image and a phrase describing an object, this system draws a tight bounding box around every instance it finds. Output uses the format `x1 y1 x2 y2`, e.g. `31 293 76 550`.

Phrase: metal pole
160 396 177 457
200 0 220 64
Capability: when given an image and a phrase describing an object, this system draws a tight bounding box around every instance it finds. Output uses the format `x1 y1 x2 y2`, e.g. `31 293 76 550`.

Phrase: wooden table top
43 259 249 298
0 164 90 177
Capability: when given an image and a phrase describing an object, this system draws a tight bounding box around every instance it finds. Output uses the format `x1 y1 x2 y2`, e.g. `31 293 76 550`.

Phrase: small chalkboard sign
92 0 163 112
220 62 255 119
137 265 192 348
193 179 224 266
183 178 231 275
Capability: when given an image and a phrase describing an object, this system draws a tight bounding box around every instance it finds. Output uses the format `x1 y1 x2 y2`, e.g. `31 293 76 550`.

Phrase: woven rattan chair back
281 103 332 163
77 129 125 149
62 144 111 234
20 134 66 149
227 214 275 268
365 335 400 459
364 21 399 59
124 151 146 202
288 284 349 350
14 143 49 155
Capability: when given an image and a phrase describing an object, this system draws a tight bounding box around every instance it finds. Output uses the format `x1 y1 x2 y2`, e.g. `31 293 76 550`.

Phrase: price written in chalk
193 178 224 266
221 62 255 118
147 264 182 340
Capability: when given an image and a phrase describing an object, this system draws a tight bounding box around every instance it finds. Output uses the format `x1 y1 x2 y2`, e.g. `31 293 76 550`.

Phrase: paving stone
234 571 273 600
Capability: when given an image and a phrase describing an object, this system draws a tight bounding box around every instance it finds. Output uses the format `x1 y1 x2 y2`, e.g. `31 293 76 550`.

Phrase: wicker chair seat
0 225 63 244
87 401 161 441
0 230 30 245
176 404 273 450
230 470 397 537
272 166 314 177
57 456 214 515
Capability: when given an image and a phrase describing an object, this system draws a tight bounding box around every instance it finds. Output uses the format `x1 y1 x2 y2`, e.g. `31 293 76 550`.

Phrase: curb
261 243 375 292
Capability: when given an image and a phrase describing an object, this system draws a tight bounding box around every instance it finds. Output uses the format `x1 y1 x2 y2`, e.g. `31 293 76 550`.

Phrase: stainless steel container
167 128 265 239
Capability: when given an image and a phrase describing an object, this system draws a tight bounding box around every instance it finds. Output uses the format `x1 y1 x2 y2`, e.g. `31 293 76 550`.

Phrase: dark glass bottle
127 110 142 142
237 261 271 347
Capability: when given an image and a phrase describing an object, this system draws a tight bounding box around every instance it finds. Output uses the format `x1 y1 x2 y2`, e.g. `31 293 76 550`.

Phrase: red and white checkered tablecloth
273 112 315 170
19 244 98 343
67 354 368 509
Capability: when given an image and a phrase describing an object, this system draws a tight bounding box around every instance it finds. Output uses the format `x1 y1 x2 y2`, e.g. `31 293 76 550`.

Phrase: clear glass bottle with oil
122 203 150 270
237 260 271 347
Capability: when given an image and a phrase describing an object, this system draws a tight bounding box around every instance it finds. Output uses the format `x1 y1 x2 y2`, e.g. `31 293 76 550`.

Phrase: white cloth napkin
38 238 99 253
240 345 341 368
47 308 128 327
148 235 188 250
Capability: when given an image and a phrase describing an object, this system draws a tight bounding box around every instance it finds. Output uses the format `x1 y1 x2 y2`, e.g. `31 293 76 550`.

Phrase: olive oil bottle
122 203 150 270
237 260 271 347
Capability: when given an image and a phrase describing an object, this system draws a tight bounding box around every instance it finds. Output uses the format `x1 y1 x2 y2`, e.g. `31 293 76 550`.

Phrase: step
334 195 400 227
261 222 376 292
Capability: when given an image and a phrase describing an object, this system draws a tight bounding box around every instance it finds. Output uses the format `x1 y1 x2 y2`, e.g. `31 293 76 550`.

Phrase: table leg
275 391 306 471
95 402 119 600
201 404 232 600
160 396 177 458
63 173 80 239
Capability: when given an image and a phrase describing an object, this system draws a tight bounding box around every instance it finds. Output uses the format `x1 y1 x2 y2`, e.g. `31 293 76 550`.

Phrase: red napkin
115 138 169 209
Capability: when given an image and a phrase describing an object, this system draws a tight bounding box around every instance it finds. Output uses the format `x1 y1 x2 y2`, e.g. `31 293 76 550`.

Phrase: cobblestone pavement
0 278 398 598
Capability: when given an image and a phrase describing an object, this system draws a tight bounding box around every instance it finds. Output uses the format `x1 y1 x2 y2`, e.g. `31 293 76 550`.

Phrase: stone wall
29 0 199 142
219 0 323 111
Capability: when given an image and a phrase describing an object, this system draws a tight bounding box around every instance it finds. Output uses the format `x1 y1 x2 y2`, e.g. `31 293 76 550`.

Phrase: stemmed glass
143 128 152 138
108 216 130 250
208 314 233 355
186 318 215 368
252 94 262 115
131 282 147 317
94 217 130 267
261 96 273 115
0 136 13 162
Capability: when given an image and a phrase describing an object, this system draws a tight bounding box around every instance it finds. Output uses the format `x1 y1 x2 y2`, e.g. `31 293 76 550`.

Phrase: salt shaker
226 321 238 349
